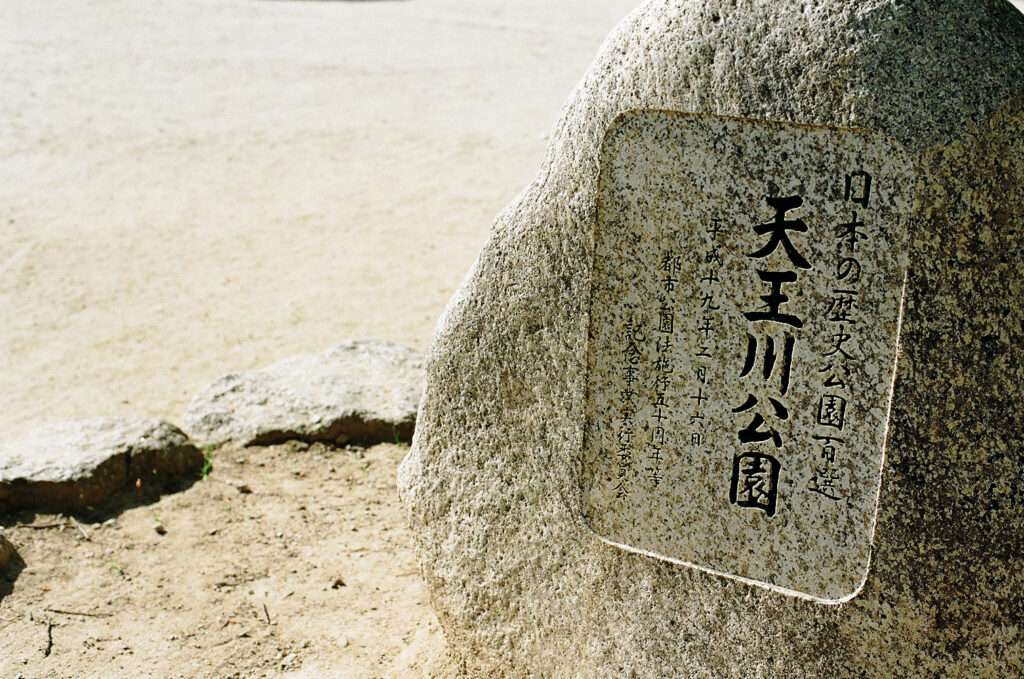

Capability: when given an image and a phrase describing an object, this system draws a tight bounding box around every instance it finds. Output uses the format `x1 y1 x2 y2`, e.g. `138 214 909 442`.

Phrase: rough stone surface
184 339 422 448
0 418 203 515
584 112 914 603
398 1 1024 677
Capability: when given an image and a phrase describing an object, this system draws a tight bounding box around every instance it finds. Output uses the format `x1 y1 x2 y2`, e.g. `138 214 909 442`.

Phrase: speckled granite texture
398 1 1024 676
584 112 914 603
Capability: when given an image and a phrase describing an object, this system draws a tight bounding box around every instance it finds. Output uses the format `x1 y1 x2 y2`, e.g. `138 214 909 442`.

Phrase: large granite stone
0 418 203 515
398 1 1024 677
184 339 422 447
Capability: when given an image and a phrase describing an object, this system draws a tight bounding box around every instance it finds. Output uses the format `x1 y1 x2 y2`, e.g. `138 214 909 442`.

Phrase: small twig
262 604 271 625
44 608 112 618
69 517 91 541
17 522 66 530
44 619 54 657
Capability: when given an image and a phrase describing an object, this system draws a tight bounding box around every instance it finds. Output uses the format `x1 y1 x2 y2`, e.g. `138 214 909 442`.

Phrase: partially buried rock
184 339 422 448
399 1 1024 677
0 418 203 515
0 533 14 569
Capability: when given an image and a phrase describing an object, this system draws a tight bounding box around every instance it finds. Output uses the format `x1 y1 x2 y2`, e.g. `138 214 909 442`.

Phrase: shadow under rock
0 540 25 603
0 473 201 595
0 474 201 529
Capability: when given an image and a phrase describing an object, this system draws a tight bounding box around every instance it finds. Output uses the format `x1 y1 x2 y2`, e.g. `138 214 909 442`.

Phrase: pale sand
2 1 1021 440
1 0 641 439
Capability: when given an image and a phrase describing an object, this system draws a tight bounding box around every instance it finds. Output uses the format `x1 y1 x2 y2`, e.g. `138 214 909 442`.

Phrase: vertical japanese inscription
582 112 913 602
729 196 808 517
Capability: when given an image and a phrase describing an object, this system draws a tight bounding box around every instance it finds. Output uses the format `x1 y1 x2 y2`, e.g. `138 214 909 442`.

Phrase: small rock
182 339 422 448
0 418 204 515
0 533 14 569
153 522 167 535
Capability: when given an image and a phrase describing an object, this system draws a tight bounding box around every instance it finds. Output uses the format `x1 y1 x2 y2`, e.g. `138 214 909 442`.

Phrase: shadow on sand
0 540 25 603
0 475 201 597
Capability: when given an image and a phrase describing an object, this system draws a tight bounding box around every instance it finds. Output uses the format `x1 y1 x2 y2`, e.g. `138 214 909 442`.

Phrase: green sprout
199 454 214 479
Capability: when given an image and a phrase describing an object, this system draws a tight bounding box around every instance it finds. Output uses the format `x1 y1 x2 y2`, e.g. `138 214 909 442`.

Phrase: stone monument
399 1 1024 676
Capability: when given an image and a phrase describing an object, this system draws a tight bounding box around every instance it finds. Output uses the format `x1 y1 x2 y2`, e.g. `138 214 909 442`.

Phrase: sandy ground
1 0 640 438
1 2 640 676
1 441 460 678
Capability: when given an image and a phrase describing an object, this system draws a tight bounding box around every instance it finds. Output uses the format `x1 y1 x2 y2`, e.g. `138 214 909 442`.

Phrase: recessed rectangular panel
582 111 913 602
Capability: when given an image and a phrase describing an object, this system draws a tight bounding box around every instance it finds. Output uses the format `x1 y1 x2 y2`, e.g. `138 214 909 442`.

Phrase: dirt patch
0 442 459 679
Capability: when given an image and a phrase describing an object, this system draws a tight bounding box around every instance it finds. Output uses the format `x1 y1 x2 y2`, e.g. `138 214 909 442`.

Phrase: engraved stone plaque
583 111 914 602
